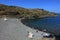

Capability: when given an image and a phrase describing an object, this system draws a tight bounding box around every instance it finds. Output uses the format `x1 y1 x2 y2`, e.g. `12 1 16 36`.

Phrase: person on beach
27 31 34 40
42 33 50 38
4 18 8 21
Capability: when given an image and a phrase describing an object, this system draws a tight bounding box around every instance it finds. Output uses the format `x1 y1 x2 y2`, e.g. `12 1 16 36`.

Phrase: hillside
0 4 57 19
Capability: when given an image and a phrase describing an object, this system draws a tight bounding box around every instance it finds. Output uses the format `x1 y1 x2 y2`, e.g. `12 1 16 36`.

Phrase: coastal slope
0 4 57 19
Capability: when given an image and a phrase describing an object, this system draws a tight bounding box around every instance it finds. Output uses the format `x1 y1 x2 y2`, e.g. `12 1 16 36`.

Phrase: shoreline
0 14 58 19
0 18 56 40
20 19 56 40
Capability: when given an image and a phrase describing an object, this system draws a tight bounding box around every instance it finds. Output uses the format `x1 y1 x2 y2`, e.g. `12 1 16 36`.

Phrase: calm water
21 16 60 35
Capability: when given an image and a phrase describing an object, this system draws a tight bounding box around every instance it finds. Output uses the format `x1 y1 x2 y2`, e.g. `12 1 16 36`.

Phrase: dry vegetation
0 4 57 19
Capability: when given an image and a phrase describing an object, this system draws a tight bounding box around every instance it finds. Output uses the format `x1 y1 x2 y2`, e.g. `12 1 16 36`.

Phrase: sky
0 0 60 13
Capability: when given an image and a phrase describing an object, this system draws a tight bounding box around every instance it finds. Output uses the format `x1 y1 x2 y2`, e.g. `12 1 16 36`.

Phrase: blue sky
0 0 60 13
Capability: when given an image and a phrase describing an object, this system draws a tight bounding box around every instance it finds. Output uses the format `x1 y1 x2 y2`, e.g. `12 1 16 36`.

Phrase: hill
0 4 57 19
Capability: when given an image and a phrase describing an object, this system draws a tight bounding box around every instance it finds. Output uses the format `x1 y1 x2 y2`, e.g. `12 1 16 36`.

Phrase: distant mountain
0 4 57 19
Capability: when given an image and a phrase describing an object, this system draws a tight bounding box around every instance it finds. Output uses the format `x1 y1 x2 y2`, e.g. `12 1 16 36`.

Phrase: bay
21 16 60 35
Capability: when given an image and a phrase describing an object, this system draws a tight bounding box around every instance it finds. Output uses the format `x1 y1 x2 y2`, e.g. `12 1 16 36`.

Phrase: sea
21 16 60 35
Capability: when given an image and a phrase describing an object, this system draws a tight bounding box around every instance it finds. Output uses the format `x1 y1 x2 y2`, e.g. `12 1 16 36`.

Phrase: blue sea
21 16 60 35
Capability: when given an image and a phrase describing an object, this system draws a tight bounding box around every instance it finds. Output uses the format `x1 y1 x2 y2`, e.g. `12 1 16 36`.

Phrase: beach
0 18 55 40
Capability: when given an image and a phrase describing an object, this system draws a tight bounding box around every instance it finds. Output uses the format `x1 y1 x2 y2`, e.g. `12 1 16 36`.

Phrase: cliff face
0 4 57 19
